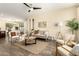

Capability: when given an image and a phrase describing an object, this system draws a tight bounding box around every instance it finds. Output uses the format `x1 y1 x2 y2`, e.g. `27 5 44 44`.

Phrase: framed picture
38 21 47 28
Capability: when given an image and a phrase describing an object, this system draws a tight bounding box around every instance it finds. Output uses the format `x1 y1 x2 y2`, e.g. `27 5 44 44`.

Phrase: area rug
14 40 49 54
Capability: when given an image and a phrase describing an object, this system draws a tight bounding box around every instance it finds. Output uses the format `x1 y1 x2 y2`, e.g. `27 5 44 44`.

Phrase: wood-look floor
0 38 56 56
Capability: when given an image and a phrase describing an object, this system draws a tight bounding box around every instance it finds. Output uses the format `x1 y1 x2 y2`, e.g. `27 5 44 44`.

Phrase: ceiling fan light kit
30 8 33 11
23 3 41 12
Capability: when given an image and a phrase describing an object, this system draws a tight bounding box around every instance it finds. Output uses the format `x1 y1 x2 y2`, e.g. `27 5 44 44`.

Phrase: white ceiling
31 3 77 10
0 3 77 20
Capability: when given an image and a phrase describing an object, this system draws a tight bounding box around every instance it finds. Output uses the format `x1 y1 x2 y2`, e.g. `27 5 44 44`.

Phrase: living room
0 3 79 56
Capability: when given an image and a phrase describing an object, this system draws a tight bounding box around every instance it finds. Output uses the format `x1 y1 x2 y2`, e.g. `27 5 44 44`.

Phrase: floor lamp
56 22 63 40
55 22 63 56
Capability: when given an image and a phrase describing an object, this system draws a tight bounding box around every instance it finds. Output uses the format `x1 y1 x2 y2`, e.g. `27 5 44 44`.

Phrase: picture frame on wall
38 21 47 28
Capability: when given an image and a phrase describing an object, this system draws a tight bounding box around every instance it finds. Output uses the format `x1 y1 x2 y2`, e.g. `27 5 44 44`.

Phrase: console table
0 31 6 38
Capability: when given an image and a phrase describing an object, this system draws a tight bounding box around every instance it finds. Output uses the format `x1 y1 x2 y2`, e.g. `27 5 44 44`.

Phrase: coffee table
25 36 37 45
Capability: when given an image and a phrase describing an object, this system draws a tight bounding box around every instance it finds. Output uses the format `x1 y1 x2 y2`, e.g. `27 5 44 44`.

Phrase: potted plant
66 18 79 43
66 18 79 34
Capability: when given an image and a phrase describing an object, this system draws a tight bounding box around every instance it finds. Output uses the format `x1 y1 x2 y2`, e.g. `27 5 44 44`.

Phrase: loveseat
34 30 52 41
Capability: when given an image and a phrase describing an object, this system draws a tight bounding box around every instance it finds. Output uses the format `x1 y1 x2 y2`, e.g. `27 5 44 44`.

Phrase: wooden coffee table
25 36 37 45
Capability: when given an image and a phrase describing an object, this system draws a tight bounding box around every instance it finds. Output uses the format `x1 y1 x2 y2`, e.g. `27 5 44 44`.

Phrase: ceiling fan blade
23 3 31 8
33 7 41 9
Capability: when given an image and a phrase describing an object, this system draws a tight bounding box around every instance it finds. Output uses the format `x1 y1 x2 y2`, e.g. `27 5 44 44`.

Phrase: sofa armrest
58 45 76 56
58 46 73 56
56 39 64 45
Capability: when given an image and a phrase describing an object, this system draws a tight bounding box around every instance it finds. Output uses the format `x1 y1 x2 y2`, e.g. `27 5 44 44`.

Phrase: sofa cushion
39 31 45 35
58 46 72 56
71 44 79 56
11 32 16 36
58 45 73 56
56 39 64 44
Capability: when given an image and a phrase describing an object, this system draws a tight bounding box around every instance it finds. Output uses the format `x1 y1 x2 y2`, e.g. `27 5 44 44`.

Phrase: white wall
0 21 5 30
31 6 77 37
76 7 79 42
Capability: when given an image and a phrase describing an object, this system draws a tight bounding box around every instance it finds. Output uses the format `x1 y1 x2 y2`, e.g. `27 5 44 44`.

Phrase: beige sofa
57 44 79 56
56 34 78 56
58 45 75 56
35 30 52 41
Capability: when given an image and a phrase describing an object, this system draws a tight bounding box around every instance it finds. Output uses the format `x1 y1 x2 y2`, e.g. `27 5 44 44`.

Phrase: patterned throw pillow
11 32 16 36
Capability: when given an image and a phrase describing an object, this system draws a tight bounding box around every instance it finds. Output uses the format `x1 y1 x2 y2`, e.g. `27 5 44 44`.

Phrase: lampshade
59 22 63 27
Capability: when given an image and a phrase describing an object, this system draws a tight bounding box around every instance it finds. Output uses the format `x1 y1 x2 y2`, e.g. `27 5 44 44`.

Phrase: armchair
9 31 20 44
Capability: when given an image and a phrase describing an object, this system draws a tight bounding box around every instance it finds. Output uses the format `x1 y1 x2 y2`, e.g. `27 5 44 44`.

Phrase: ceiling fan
23 3 42 12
